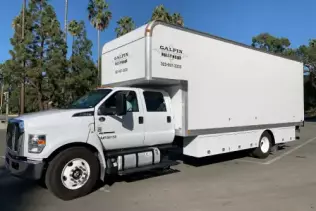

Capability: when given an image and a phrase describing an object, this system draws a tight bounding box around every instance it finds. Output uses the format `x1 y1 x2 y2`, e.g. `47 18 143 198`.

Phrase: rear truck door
95 89 145 150
141 90 175 146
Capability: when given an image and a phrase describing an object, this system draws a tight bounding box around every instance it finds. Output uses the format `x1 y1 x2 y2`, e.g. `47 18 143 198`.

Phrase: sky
0 0 315 63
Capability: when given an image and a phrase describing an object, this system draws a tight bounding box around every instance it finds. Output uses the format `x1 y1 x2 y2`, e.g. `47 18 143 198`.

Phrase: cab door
141 90 175 146
95 89 145 150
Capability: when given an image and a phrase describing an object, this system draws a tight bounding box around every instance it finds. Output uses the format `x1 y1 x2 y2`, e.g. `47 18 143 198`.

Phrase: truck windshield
67 89 112 109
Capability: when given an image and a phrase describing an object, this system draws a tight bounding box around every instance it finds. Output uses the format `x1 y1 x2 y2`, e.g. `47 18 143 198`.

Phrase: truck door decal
153 45 187 69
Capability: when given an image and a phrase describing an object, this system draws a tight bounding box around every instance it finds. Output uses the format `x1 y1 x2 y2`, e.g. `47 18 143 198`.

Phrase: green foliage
87 0 112 32
251 33 291 54
87 0 112 86
66 21 98 104
26 0 67 110
68 20 83 37
115 16 135 38
4 0 97 113
298 40 316 109
151 5 184 26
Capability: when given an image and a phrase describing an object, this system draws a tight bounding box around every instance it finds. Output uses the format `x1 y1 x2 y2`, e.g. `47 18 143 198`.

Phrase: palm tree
151 5 171 23
171 13 184 26
115 17 135 38
151 5 184 27
87 0 112 85
68 20 82 53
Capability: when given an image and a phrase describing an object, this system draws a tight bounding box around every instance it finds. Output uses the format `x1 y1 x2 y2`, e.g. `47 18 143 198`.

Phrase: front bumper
5 150 44 180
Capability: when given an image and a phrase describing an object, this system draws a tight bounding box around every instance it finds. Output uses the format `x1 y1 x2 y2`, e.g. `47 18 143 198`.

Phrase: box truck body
4 21 304 200
101 21 304 156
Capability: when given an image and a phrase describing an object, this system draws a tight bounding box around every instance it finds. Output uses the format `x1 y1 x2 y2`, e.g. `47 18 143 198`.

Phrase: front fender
86 129 106 181
40 126 106 181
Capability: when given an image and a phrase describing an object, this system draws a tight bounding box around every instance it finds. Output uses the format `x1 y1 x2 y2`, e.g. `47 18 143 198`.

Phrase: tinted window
103 91 139 112
143 91 166 112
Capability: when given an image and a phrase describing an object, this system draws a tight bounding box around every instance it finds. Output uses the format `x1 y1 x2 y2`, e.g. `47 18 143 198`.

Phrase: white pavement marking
99 186 111 193
236 159 265 165
264 136 316 165
238 136 316 165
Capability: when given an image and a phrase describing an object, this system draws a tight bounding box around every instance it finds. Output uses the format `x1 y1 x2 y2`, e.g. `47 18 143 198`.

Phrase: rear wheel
252 131 273 159
45 147 100 200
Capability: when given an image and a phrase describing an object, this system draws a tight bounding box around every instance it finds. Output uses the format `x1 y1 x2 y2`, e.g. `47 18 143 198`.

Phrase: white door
142 90 175 146
95 90 145 150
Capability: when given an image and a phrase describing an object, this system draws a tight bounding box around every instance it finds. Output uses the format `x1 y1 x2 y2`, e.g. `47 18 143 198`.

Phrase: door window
143 91 166 112
101 91 139 114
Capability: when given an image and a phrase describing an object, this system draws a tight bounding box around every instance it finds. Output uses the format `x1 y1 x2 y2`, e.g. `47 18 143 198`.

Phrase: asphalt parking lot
1 122 316 211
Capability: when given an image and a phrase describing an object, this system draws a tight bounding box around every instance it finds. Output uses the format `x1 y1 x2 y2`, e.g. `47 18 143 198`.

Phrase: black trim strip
99 131 115 134
151 149 155 165
136 153 139 168
72 111 94 117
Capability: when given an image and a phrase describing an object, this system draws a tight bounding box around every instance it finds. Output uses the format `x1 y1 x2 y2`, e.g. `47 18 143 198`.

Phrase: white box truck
4 21 304 200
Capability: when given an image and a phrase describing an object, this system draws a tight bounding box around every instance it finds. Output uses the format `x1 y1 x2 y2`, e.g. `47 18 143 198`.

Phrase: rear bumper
5 151 44 180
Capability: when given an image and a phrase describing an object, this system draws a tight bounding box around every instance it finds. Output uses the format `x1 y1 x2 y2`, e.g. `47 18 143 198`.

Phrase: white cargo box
102 21 304 137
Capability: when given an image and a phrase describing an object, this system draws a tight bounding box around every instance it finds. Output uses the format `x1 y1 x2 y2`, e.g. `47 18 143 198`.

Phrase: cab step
118 160 179 176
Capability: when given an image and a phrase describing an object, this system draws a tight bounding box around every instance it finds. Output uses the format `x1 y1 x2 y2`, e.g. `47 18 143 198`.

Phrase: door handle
139 116 144 124
167 116 171 123
99 117 105 122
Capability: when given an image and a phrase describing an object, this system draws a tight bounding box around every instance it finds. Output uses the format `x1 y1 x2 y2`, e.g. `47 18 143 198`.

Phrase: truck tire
45 147 100 200
251 131 272 159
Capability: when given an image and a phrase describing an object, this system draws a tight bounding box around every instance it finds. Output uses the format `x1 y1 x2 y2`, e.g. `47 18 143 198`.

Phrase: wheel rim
260 136 270 153
61 158 91 190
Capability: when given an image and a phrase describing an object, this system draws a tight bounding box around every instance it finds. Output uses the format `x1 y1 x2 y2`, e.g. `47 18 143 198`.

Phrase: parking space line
236 159 265 165
264 136 316 165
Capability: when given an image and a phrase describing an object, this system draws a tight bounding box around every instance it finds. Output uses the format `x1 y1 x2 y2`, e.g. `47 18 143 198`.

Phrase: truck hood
15 109 95 128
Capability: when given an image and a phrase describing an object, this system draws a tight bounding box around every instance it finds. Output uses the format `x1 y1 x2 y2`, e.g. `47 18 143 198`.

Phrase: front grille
6 122 23 153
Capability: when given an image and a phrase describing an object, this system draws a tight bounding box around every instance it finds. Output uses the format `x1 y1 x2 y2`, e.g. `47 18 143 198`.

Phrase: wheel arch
43 142 106 181
262 129 276 146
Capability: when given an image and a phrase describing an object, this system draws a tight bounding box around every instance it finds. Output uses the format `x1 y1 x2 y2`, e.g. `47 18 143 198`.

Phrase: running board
118 160 179 176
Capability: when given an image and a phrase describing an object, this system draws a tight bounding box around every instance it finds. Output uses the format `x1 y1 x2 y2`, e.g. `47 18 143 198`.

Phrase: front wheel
251 131 273 159
45 147 100 200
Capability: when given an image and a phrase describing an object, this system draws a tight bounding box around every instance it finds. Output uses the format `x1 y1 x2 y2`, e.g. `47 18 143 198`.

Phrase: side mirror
116 92 127 116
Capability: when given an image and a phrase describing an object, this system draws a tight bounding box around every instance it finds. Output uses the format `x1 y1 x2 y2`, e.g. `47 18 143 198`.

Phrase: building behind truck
4 21 304 200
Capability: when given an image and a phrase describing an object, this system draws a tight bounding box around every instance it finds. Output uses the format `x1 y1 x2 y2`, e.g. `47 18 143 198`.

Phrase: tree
115 16 135 37
4 3 33 113
68 20 83 53
66 21 98 104
251 33 291 54
87 0 112 85
5 0 67 111
171 13 184 26
151 5 170 23
151 5 184 26
297 40 316 109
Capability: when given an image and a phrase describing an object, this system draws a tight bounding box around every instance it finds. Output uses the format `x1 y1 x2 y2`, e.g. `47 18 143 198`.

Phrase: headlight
28 134 46 153
18 121 24 132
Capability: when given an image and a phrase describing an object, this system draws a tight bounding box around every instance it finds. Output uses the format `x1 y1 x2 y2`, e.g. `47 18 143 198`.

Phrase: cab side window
103 91 139 113
143 91 166 112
